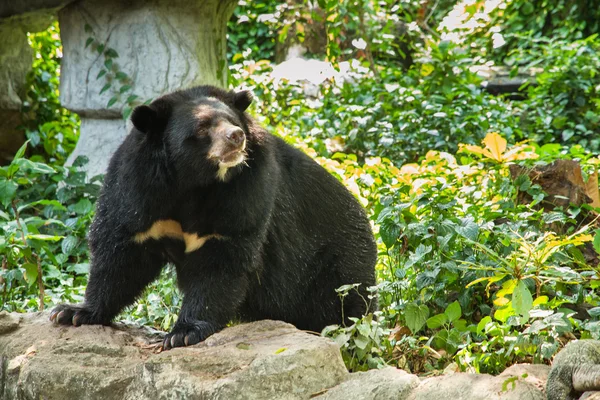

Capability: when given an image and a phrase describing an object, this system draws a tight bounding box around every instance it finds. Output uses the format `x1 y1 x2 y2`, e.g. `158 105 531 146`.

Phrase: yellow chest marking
133 219 224 253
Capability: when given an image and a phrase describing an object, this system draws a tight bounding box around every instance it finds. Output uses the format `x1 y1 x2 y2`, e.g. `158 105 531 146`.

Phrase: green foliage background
2 0 600 374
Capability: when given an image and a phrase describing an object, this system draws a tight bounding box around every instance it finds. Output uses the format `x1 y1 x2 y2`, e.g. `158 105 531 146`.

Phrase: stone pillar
58 0 237 177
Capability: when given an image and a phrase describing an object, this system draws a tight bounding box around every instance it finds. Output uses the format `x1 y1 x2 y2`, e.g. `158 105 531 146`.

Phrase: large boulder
0 311 553 399
0 312 347 399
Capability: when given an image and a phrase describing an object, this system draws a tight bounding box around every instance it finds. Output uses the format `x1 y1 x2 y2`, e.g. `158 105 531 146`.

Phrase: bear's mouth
219 149 246 165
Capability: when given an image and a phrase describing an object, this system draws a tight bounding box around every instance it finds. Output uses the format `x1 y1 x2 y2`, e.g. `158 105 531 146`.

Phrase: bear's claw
49 304 101 326
162 320 216 350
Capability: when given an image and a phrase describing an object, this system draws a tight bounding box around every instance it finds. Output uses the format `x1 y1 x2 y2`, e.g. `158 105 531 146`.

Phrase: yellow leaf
497 279 517 298
482 132 507 162
466 276 491 288
494 297 510 307
502 144 539 161
460 144 493 160
421 64 434 77
494 304 515 323
533 296 548 306
575 234 593 242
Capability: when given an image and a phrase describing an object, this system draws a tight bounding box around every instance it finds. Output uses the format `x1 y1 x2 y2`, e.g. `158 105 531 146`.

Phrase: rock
510 160 594 210
0 12 56 163
0 313 348 399
408 371 545 400
499 363 550 396
0 312 20 334
582 392 600 399
547 340 600 400
315 367 421 400
473 66 540 100
0 312 551 399
0 0 75 19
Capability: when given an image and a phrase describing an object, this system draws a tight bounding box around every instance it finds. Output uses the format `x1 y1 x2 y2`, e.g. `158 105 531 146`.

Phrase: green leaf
122 107 133 120
104 58 113 70
99 83 111 95
104 48 119 58
521 2 534 14
356 322 370 338
126 94 139 103
593 229 600 255
502 376 518 392
84 23 93 33
85 37 94 48
456 217 479 241
379 218 400 248
426 313 448 329
12 141 28 162
23 263 38 286
69 263 89 275
453 319 468 332
444 301 462 323
61 236 79 256
96 69 107 80
353 334 370 350
17 199 67 213
119 85 131 94
26 234 63 242
405 303 429 334
69 198 93 215
115 71 128 81
0 179 18 208
45 265 61 279
589 307 600 317
476 316 492 335
15 159 56 174
512 280 533 319
96 44 105 54
107 96 118 108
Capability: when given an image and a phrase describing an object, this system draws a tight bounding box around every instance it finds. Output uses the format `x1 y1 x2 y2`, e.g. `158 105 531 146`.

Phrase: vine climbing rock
57 0 238 177
547 340 600 400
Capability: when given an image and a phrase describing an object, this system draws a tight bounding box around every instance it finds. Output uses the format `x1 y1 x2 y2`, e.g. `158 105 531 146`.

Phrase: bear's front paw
162 320 218 350
49 304 103 326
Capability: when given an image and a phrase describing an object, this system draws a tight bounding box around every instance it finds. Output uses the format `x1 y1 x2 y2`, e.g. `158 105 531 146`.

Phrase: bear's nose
226 127 245 145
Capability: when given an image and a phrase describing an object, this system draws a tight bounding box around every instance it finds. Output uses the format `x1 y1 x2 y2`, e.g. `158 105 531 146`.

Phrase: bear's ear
131 101 169 135
130 105 156 134
233 90 253 112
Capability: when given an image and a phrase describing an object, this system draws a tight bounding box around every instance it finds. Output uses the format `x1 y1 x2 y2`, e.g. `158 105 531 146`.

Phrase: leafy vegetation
3 0 600 377
22 22 79 164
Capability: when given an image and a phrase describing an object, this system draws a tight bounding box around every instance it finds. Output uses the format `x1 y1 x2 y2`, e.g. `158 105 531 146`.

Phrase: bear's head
130 86 257 187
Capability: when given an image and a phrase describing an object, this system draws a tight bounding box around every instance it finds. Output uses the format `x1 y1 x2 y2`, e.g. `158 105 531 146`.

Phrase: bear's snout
226 127 245 146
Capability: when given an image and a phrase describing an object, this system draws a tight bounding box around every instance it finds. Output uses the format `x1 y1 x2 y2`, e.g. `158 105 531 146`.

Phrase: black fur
51 85 377 349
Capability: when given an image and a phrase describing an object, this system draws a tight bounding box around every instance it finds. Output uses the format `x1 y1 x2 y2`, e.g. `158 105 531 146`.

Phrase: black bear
50 85 377 349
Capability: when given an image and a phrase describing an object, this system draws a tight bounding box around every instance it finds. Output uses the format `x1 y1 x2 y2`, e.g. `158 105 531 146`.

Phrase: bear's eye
195 120 211 136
